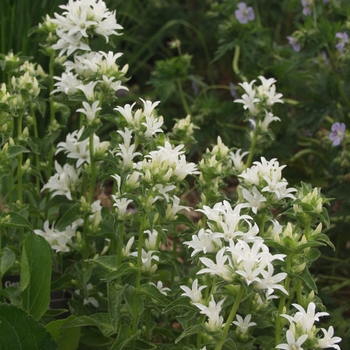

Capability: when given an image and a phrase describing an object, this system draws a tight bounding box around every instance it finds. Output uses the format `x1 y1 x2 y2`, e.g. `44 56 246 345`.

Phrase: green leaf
316 233 335 250
56 204 81 231
0 286 22 307
109 325 140 350
20 234 52 320
90 255 118 272
110 324 138 350
138 283 170 306
0 248 16 276
124 285 144 319
108 282 125 330
294 268 318 293
0 211 33 230
62 313 115 337
293 240 325 253
135 339 157 349
46 315 80 350
264 239 292 255
172 213 197 230
163 297 194 314
175 324 205 344
78 123 102 142
0 303 58 350
103 262 137 283
7 145 30 158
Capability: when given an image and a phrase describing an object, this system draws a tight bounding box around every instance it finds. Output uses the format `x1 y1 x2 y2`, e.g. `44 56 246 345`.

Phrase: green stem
17 112 23 204
116 223 124 267
144 307 151 341
275 255 292 346
253 0 261 27
214 284 245 350
171 224 177 285
88 134 96 205
46 51 56 181
131 212 147 341
245 126 259 169
176 79 191 116
30 105 40 194
296 278 303 305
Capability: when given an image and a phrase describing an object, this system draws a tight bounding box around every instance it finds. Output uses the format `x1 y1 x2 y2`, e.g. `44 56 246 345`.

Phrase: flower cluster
51 0 123 57
238 157 297 213
277 302 341 350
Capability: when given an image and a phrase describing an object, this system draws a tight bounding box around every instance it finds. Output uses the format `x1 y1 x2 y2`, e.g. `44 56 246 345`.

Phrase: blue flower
235 2 255 24
329 122 346 146
287 36 301 52
335 32 348 53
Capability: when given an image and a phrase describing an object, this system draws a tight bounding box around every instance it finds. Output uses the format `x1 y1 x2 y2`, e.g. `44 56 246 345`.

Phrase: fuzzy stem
88 133 96 205
46 51 56 181
245 126 259 169
214 284 245 350
176 79 191 116
131 212 147 342
275 255 292 346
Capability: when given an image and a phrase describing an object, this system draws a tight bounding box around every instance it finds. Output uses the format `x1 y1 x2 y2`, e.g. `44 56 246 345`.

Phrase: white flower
52 0 123 47
56 128 109 168
52 72 82 95
276 330 308 350
234 89 260 115
256 263 288 297
241 186 266 214
292 302 329 333
193 295 226 332
318 326 341 350
180 279 207 303
52 31 91 57
76 101 102 122
229 148 249 173
142 115 164 138
149 281 171 296
281 302 329 334
144 229 160 251
232 314 257 334
165 195 190 221
34 220 76 253
183 228 222 257
112 197 133 219
77 81 98 101
42 161 81 200
131 249 159 273
122 237 134 257
260 110 281 131
197 247 232 281
75 283 102 308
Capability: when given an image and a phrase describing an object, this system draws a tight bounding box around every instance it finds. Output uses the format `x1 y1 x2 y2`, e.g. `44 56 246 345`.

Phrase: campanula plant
0 0 346 349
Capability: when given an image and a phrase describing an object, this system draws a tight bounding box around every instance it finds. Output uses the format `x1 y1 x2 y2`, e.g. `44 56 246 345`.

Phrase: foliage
0 0 349 348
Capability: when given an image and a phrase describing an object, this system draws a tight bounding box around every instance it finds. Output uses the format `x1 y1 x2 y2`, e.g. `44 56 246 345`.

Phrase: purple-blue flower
229 82 238 99
335 32 348 53
329 122 346 146
287 36 301 52
235 2 255 24
301 0 313 16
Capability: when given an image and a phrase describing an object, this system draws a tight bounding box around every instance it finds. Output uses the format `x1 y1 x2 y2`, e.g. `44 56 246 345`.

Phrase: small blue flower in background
235 2 255 24
229 82 238 99
301 0 313 16
287 36 301 52
329 122 346 146
335 32 348 53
